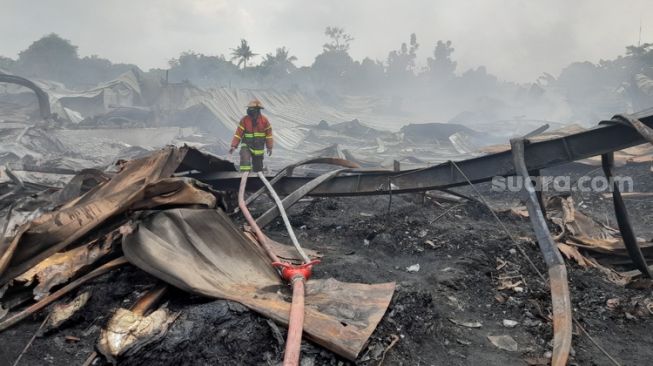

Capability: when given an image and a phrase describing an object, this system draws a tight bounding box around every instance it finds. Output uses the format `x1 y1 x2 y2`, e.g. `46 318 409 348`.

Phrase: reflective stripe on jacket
230 115 273 155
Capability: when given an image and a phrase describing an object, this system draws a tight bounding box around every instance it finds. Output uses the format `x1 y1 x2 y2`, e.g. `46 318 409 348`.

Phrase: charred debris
1 73 653 365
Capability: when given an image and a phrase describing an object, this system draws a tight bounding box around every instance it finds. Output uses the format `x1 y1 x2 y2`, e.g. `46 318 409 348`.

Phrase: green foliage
312 50 356 89
0 56 15 72
9 33 137 87
426 40 457 82
323 27 354 53
457 66 497 95
75 55 134 86
257 47 299 88
230 39 258 69
386 33 419 81
626 43 653 58
4 29 653 116
168 51 239 86
17 33 78 81
260 47 297 73
355 57 385 90
310 27 358 91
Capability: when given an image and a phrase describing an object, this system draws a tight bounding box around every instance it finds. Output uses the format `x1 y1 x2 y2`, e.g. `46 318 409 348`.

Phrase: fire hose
238 172 318 366
238 172 280 263
257 172 311 263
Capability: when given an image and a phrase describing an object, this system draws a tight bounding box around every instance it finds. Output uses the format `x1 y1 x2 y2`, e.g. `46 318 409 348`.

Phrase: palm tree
274 47 297 66
230 39 257 69
260 47 298 73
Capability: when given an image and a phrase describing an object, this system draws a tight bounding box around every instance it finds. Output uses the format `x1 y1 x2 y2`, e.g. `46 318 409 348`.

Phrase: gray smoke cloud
1 0 651 82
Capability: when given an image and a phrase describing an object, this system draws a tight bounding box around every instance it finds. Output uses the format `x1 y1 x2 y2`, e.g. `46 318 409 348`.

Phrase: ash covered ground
1 162 651 366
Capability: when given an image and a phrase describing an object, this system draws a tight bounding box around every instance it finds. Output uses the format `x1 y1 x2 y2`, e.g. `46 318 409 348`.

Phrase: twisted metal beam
0 73 51 120
196 109 653 196
511 138 572 366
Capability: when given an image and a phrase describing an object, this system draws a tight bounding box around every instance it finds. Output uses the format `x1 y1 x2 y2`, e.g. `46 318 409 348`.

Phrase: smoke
1 0 651 82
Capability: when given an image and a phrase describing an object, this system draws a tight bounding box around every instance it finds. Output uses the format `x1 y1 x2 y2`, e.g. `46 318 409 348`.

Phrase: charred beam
194 109 653 196
511 138 572 366
0 73 51 120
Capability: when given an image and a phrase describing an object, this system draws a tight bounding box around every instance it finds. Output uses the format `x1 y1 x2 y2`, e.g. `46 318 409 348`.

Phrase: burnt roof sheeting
122 208 395 360
0 146 231 284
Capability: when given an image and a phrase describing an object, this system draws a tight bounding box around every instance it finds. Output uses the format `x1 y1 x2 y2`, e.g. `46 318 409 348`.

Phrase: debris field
1 72 653 366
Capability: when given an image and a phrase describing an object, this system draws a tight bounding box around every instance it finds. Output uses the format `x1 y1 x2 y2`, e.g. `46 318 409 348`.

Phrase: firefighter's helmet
246 99 264 109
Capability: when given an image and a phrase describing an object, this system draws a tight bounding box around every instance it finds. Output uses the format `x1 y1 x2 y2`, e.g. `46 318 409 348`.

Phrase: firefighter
229 100 273 172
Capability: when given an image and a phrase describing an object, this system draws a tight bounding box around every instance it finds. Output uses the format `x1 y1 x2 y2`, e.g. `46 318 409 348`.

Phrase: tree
17 33 79 81
312 50 356 87
458 66 497 93
626 43 653 58
10 33 137 87
386 33 419 82
169 51 240 86
536 72 556 86
323 27 354 52
230 39 257 69
556 61 603 102
311 27 357 91
257 47 298 87
260 47 297 74
426 40 457 81
0 56 15 72
354 57 385 91
74 55 135 87
624 43 653 76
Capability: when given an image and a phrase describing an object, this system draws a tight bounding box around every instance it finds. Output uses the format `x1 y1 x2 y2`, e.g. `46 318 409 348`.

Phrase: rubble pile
0 72 652 365
0 146 396 365
1 71 555 174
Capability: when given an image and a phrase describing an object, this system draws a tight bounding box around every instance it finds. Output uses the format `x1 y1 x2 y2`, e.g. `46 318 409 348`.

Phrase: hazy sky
1 0 651 82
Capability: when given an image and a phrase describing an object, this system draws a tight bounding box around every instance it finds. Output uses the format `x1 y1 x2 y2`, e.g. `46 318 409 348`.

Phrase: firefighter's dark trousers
239 147 264 172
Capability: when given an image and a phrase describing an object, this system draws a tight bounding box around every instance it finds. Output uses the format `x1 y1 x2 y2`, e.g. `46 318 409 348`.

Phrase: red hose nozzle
272 260 320 282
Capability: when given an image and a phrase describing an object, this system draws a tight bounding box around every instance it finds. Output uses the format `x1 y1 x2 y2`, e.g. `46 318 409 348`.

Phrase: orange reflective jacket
230 115 273 155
